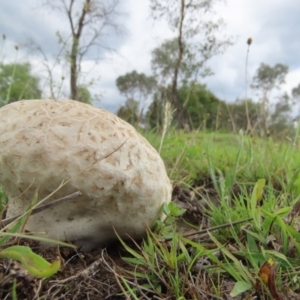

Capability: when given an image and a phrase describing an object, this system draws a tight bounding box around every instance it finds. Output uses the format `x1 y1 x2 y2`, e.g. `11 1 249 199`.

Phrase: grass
0 188 76 281
144 129 300 186
116 128 300 299
1 128 300 298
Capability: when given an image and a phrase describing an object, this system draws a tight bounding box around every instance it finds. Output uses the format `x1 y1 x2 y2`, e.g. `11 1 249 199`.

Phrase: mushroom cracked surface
0 99 172 251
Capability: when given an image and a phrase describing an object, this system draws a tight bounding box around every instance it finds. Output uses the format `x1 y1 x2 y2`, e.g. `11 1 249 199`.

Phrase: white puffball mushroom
0 99 172 251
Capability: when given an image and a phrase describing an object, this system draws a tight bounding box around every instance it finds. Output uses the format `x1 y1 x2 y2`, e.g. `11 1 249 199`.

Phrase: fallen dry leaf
256 258 281 300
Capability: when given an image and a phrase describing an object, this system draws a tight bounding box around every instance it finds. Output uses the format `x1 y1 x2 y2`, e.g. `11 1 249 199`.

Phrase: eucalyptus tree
116 70 157 114
251 63 289 134
150 0 233 126
116 70 157 125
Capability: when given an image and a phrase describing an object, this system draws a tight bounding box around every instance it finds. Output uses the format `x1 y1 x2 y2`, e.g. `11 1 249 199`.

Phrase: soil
0 182 299 300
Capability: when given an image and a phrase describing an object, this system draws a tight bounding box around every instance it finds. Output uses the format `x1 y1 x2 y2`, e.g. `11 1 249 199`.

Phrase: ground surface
0 183 236 300
1 132 300 299
2 183 299 300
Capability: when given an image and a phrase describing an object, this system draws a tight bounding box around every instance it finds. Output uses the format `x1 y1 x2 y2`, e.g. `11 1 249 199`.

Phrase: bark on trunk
171 0 186 128
69 0 90 100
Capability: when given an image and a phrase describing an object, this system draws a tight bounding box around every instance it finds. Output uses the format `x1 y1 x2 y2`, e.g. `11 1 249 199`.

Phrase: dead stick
1 191 82 227
166 217 253 241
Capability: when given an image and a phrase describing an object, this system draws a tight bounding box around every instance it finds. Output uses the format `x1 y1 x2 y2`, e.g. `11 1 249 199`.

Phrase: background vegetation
0 0 299 138
1 0 300 299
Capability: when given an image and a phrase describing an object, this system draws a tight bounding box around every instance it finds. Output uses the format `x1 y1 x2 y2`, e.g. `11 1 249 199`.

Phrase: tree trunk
171 0 185 128
70 38 78 100
69 0 90 100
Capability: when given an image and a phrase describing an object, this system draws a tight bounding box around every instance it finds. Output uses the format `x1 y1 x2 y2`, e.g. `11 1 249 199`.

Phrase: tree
223 99 261 132
42 0 123 101
76 85 93 104
292 83 300 101
146 88 169 130
150 0 233 127
116 71 157 113
177 82 221 130
116 98 139 125
268 93 293 135
147 83 223 131
151 39 196 84
0 62 41 107
292 83 300 119
251 63 289 134
252 63 288 95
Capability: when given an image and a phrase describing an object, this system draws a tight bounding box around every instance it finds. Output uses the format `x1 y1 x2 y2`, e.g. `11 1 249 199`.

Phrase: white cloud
1 0 300 111
201 0 300 102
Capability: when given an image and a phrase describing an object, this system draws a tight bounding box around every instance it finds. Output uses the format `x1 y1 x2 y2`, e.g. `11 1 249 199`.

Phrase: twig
101 250 154 295
165 217 253 240
245 37 252 133
113 268 131 300
1 191 82 227
50 256 102 284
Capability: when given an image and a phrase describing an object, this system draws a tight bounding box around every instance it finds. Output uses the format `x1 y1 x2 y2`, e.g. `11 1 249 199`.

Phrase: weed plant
117 128 300 298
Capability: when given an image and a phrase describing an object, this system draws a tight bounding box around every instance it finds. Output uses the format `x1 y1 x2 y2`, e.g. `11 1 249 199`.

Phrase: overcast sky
1 0 300 113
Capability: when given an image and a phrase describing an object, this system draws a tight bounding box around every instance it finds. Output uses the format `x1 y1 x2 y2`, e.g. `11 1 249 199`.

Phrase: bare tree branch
40 0 124 101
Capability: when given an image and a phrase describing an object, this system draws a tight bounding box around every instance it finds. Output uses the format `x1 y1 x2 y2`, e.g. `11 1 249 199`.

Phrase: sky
1 0 300 113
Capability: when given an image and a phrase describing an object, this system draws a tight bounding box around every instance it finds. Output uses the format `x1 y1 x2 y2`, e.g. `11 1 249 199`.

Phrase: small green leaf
11 278 17 300
250 179 265 230
250 179 265 210
0 246 60 278
288 169 300 195
261 207 292 219
162 202 170 215
230 281 252 297
255 179 265 201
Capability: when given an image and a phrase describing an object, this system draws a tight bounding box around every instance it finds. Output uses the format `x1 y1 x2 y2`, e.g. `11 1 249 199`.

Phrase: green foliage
150 0 233 83
116 71 157 125
144 59 295 135
250 63 290 135
292 83 300 100
178 82 222 130
149 0 233 128
146 82 223 131
145 80 295 135
155 202 186 239
0 191 39 246
116 98 139 125
76 85 93 104
168 130 300 297
116 70 157 100
190 175 300 297
269 92 294 135
0 246 60 278
151 39 197 82
0 186 7 213
144 130 300 188
146 93 165 130
116 70 157 119
221 99 261 132
0 62 41 107
0 190 75 283
116 202 218 299
252 63 289 91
